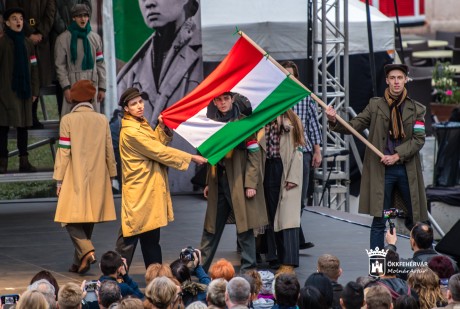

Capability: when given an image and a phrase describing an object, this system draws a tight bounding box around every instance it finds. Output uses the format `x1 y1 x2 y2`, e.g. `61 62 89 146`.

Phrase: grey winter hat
258 270 275 295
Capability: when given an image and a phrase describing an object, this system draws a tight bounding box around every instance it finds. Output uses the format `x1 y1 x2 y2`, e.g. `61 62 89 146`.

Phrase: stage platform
0 195 413 293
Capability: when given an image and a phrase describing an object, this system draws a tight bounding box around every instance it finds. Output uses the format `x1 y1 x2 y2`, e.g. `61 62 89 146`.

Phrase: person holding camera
98 251 144 299
326 63 428 250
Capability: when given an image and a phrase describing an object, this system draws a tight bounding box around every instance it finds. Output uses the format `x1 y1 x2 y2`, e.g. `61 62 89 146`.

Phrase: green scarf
5 28 31 100
68 21 94 70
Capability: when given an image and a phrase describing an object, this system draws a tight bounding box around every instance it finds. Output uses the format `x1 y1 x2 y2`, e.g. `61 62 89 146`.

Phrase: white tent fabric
201 0 395 62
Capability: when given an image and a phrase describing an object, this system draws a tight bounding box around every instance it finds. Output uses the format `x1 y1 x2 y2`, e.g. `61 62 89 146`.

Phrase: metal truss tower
312 0 351 211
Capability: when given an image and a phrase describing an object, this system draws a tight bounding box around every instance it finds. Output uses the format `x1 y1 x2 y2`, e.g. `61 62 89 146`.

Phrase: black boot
19 155 37 173
0 157 7 174
31 98 44 129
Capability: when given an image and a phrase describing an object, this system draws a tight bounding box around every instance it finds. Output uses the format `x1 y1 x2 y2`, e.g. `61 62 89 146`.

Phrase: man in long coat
6 0 56 128
0 7 39 174
116 87 206 269
326 64 428 250
53 79 117 274
54 4 105 116
200 92 268 273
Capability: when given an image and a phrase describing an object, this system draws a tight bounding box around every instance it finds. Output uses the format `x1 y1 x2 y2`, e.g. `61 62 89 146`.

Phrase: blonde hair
145 263 175 285
16 290 48 309
317 254 341 281
407 267 446 309
58 282 83 309
119 297 144 309
209 259 235 281
145 276 178 309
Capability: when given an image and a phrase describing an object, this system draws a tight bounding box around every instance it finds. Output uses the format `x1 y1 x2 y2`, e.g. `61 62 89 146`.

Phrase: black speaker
435 220 460 262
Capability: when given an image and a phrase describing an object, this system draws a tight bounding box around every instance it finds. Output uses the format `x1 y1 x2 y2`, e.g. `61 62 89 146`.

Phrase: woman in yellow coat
115 88 207 269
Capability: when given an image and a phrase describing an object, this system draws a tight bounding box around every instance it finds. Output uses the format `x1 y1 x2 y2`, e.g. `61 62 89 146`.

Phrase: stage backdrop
113 0 203 192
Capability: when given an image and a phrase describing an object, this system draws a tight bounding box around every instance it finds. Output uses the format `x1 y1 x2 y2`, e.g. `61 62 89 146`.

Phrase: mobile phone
1 294 20 309
85 280 99 292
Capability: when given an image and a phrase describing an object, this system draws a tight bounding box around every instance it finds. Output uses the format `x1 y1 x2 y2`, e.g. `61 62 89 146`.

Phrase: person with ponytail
326 63 427 251
54 3 106 116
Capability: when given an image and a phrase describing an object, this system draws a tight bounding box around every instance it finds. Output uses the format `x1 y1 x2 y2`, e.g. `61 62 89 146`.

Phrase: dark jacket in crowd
99 275 144 299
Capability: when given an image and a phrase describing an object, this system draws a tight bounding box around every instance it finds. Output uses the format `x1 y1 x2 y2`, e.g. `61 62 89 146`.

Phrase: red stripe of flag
59 137 70 141
161 37 263 129
415 120 424 125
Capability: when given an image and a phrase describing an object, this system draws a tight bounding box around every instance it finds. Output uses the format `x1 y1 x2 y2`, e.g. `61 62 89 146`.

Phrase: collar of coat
376 96 415 122
122 112 150 130
70 102 94 113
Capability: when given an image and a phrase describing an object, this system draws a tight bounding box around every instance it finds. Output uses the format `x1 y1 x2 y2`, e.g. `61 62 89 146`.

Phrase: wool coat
119 113 192 237
7 0 56 86
54 29 106 116
0 35 39 127
53 103 117 223
331 96 428 221
258 116 303 232
117 17 202 127
204 135 269 235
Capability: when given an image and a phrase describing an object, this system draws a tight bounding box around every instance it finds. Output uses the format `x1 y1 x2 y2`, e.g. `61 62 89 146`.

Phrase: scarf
214 104 241 123
6 28 31 100
68 21 94 70
384 87 407 140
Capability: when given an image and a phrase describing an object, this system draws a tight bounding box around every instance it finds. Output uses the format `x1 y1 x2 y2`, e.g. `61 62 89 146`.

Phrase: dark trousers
65 223 95 265
370 164 414 249
0 126 28 158
200 168 256 273
116 227 162 269
263 158 300 266
299 152 313 245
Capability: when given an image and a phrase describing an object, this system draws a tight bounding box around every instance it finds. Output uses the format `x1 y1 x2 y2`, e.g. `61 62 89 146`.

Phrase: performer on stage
115 87 206 269
326 63 428 250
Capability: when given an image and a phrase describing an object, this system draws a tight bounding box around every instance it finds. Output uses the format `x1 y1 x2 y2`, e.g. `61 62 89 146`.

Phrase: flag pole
238 31 384 159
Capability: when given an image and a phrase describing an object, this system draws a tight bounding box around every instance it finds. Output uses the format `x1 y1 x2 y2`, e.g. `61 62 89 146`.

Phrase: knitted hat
3 7 24 20
118 87 148 107
384 64 408 76
258 270 275 295
71 4 90 17
70 80 96 103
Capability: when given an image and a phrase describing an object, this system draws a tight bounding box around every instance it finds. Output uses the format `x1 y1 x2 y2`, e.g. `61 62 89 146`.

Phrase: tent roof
201 0 395 61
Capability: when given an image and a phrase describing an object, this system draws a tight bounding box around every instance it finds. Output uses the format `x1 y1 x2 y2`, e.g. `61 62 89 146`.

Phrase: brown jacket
0 35 39 127
204 135 268 235
7 0 56 86
330 96 428 221
54 103 117 223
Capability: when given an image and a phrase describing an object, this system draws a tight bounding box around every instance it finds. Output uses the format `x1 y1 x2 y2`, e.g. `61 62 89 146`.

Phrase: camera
180 246 196 261
383 208 405 219
1 294 20 309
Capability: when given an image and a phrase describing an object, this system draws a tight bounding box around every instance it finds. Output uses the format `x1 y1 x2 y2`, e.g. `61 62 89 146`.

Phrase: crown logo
366 247 388 257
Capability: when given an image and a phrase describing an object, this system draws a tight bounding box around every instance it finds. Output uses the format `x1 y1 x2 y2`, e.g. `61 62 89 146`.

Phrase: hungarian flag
162 34 310 165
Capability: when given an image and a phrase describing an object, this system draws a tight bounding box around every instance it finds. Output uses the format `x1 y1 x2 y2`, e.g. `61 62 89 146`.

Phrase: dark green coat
331 96 428 222
0 35 39 127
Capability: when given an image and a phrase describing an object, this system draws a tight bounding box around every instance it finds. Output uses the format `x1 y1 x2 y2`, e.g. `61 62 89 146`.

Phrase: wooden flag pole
238 31 385 159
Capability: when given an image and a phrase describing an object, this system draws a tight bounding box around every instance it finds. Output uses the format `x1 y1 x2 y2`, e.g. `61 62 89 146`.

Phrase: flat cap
118 88 148 107
3 7 24 20
384 63 408 76
71 4 90 17
70 80 96 103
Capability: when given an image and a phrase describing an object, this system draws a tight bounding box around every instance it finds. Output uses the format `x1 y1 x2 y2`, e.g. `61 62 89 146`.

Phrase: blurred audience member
28 279 57 309
407 267 446 309
365 285 392 309
98 280 122 309
185 301 207 309
118 296 144 309
15 289 48 309
209 258 235 282
257 271 275 301
434 273 460 309
318 254 343 308
429 255 456 299
273 273 300 309
377 250 414 302
207 278 228 309
226 277 251 309
305 273 334 308
30 270 59 298
339 281 364 309
145 263 176 286
144 276 180 309
298 286 328 309
170 257 207 306
58 282 84 309
394 295 418 309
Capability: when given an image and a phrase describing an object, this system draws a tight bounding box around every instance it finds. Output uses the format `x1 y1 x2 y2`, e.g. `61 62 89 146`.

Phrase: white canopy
201 0 395 62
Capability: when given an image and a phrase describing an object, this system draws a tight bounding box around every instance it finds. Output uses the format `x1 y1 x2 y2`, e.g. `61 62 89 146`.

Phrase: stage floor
0 195 412 293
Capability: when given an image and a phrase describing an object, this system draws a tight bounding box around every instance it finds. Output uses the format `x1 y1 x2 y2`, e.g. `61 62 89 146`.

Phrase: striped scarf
384 87 407 140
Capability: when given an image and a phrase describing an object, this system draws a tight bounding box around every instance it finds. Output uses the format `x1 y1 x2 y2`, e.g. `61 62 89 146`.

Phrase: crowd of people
2 236 460 309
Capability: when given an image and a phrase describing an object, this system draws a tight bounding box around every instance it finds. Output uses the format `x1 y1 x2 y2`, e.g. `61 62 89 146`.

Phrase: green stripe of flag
198 77 310 165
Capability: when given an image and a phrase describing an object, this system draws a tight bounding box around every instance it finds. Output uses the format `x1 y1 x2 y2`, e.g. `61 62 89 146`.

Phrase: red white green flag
161 34 310 165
